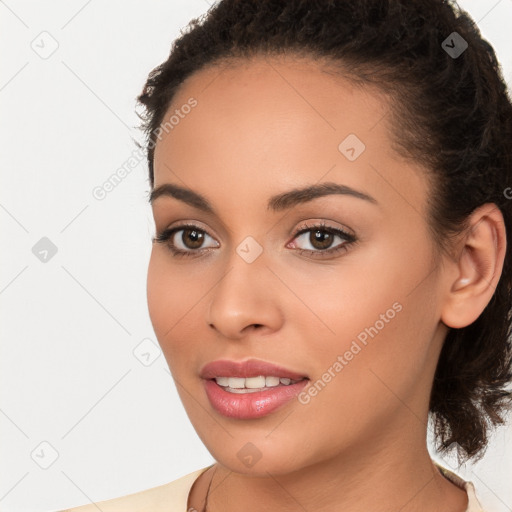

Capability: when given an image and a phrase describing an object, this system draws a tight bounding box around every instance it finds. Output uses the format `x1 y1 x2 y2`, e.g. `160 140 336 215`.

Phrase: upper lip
200 358 308 380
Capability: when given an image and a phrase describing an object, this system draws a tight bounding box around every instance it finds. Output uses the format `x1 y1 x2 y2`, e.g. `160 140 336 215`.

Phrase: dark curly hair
136 0 512 461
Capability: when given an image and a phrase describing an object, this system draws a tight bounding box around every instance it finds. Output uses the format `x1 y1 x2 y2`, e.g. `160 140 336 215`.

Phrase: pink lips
200 358 308 380
200 358 309 420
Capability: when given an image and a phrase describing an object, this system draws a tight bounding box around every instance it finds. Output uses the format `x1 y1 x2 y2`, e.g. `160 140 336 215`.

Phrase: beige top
57 461 485 512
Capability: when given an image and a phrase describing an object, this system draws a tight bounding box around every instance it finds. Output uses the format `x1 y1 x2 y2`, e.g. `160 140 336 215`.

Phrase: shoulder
56 465 213 512
434 462 486 512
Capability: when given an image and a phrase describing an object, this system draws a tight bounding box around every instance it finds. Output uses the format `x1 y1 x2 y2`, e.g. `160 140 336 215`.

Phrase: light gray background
1 1 511 511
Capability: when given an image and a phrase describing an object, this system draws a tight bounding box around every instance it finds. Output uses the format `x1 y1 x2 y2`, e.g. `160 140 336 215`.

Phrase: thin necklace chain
203 465 217 512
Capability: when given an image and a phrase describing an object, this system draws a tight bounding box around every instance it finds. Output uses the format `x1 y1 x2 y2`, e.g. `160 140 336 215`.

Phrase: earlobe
441 204 506 329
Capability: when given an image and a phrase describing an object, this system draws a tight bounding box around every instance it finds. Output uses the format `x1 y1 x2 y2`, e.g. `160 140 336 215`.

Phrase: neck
203 419 468 512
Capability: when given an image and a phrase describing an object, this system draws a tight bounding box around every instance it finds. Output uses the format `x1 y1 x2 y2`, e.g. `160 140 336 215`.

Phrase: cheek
286 248 402 351
146 250 201 359
325 304 438 430
297 242 438 401
294 299 435 450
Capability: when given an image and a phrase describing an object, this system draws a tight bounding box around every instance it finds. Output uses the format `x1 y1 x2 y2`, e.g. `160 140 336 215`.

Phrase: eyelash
152 221 357 259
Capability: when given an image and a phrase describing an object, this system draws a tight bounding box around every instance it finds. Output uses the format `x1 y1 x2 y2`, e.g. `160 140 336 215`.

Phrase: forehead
163 54 391 144
152 54 429 215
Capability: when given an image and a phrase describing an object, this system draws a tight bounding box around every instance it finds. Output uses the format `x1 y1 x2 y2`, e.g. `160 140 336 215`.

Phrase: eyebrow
148 181 378 213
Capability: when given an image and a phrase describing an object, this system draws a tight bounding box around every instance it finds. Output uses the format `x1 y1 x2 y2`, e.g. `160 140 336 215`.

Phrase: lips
200 358 308 380
200 358 310 419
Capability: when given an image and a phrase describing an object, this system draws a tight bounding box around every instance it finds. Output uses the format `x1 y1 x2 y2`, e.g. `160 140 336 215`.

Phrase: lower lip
203 378 309 419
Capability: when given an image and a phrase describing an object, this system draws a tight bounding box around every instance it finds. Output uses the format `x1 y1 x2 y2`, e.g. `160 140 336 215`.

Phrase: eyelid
293 219 356 239
153 219 357 259
153 221 219 247
155 218 353 241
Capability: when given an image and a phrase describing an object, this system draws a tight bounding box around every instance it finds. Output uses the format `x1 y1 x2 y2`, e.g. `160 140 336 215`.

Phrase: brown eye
153 224 219 257
291 222 356 257
307 229 335 250
153 221 356 259
179 228 205 249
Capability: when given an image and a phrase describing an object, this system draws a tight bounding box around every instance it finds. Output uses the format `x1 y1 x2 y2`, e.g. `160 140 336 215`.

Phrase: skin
147 54 506 512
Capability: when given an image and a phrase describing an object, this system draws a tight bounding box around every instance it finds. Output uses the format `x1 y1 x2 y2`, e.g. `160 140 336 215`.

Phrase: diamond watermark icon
133 338 161 366
237 442 262 468
31 441 59 469
31 31 59 60
338 134 366 161
236 236 263 264
32 237 58 263
442 32 468 59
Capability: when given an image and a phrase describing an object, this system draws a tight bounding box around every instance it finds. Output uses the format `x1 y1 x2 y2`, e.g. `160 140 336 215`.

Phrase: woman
60 0 512 510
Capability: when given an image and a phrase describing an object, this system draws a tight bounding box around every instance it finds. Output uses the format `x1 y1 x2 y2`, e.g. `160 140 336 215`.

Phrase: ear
441 203 507 329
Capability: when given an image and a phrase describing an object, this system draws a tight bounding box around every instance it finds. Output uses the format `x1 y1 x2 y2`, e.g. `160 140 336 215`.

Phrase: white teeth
245 376 266 388
213 375 301 390
228 377 245 389
265 376 280 387
215 376 229 387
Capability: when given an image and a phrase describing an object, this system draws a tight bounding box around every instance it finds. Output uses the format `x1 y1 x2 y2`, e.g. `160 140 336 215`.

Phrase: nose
206 250 284 340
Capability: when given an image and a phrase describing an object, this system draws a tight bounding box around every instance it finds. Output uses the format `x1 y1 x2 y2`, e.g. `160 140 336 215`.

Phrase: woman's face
147 55 451 474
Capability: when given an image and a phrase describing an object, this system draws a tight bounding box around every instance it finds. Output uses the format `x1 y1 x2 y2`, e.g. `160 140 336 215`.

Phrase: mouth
211 375 307 393
200 358 310 419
